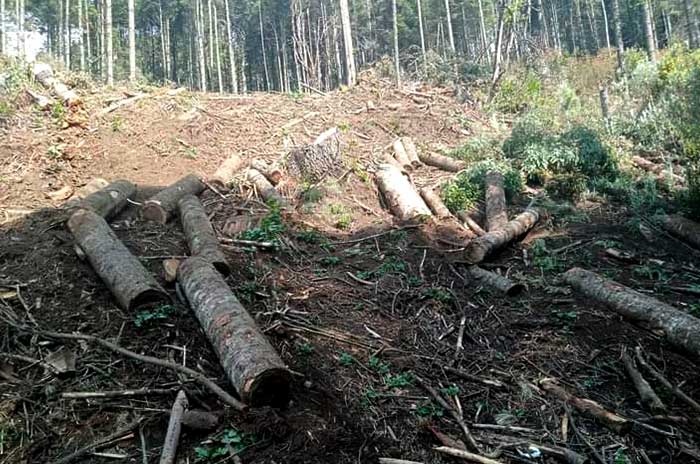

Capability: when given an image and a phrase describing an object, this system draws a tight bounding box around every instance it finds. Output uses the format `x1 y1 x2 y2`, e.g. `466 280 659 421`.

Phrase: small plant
0 100 14 118
440 385 460 396
415 401 444 418
356 256 407 280
241 206 285 244
368 356 390 374
613 448 629 464
297 343 314 355
111 115 124 132
554 310 578 321
319 256 341 266
421 287 452 303
328 203 353 230
384 372 413 388
633 263 672 282
134 305 176 327
51 101 66 123
46 144 64 159
184 147 198 159
194 428 253 461
530 239 564 273
296 229 325 244
301 185 324 203
338 352 354 366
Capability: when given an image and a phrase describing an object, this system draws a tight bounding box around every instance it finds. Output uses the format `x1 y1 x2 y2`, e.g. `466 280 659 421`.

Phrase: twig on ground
61 388 178 400
49 418 143 464
433 446 504 464
159 390 188 464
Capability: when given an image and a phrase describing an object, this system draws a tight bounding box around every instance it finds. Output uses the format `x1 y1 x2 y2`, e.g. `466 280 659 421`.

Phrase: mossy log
418 151 466 172
143 175 205 224
177 257 290 406
401 137 422 167
419 187 451 219
209 154 245 191
464 209 540 264
76 180 136 220
67 209 169 310
178 195 230 275
484 172 508 232
246 169 286 205
467 266 524 296
563 267 700 357
392 140 413 170
375 164 432 220
660 214 700 250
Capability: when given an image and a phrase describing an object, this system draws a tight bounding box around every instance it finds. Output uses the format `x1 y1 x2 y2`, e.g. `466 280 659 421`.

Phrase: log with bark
177 257 290 406
621 348 666 413
26 89 55 109
563 267 700 358
540 378 632 434
418 151 466 172
67 209 169 311
375 164 432 221
419 187 451 219
392 140 413 170
632 155 684 185
401 137 422 167
246 169 286 205
143 175 205 224
467 266 524 296
464 209 540 264
75 180 136 220
209 153 245 191
659 214 700 250
159 390 187 464
251 159 283 185
381 153 408 174
484 172 508 231
178 195 230 275
33 63 81 106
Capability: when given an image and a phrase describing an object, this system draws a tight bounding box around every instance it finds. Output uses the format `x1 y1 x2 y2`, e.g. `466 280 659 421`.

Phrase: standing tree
196 0 207 91
611 0 624 70
224 0 238 92
339 0 356 86
105 0 113 85
1 0 5 55
444 0 456 53
65 0 70 68
392 0 400 87
128 0 136 81
417 0 427 70
78 0 85 71
642 0 656 62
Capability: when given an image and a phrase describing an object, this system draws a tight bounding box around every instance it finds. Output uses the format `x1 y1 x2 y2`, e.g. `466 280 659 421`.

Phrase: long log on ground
467 266 524 296
75 180 136 220
621 349 666 413
632 156 684 185
209 154 245 191
381 153 408 174
563 267 700 357
142 174 205 224
464 209 540 264
178 195 230 275
177 257 290 406
392 140 413 170
250 159 283 185
246 168 286 205
26 89 55 109
68 209 169 311
659 214 700 250
484 172 508 232
159 390 187 464
98 93 149 117
420 187 451 219
33 63 81 106
402 137 422 167
375 164 432 221
418 151 466 172
540 378 632 434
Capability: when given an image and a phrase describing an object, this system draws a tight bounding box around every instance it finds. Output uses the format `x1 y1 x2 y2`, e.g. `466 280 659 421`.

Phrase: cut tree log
464 209 540 264
178 195 230 275
540 378 632 434
402 137 422 167
181 410 221 430
209 153 245 191
434 447 504 464
159 390 187 464
418 151 466 172
97 93 149 117
457 210 486 236
75 180 136 220
381 153 408 174
419 187 451 219
26 89 55 109
375 164 432 221
246 169 286 205
484 172 508 232
162 259 180 284
143 175 205 224
251 159 283 185
563 267 700 358
33 63 81 106
177 257 290 406
67 209 169 311
392 140 413 170
621 348 666 413
632 155 684 185
467 266 524 296
659 214 700 250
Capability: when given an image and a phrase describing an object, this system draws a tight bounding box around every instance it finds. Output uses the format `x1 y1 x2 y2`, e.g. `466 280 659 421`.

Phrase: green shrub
446 135 503 163
441 160 522 213
491 72 543 114
545 173 588 200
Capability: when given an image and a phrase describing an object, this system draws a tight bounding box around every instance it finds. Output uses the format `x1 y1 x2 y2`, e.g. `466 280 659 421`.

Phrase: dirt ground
1 72 699 464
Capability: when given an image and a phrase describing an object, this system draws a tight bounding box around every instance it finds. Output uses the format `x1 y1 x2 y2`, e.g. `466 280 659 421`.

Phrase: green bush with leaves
441 160 522 213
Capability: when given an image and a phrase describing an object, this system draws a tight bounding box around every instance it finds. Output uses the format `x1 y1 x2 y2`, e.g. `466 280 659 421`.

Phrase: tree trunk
246 169 286 205
601 0 611 48
375 164 432 220
402 138 422 167
659 214 700 249
178 195 229 275
464 209 540 264
418 151 466 172
444 0 456 53
224 0 238 93
392 140 413 170
105 0 113 85
85 0 91 74
65 0 71 68
250 159 283 185
491 1 506 89
177 257 291 407
196 0 207 91
259 2 270 90
207 0 214 71
68 209 169 311
611 0 624 70
478 0 488 61
0 0 5 55
599 85 610 121
457 210 486 236
142 175 206 224
128 0 136 81
213 3 223 93
683 0 698 48
19 0 24 58
563 267 700 358
75 179 136 219
417 0 427 70
78 0 85 71
484 172 508 232
392 0 400 87
209 154 245 191
467 266 524 296
642 0 656 63
420 187 451 219
33 63 81 106
159 390 187 464
339 0 356 86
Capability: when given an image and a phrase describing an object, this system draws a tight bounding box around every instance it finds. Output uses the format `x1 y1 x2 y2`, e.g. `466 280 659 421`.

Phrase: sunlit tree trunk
339 0 356 86
207 0 214 73
444 0 456 53
65 0 71 67
159 0 167 80
392 0 400 87
106 0 113 85
491 0 506 87
224 0 238 93
128 0 136 81
478 0 488 62
196 0 207 91
214 3 223 92
1 0 5 55
15 0 21 56
85 0 92 73
259 1 270 90
78 0 85 70
417 0 427 69
683 0 699 48
611 0 624 70
642 0 656 62
601 0 611 48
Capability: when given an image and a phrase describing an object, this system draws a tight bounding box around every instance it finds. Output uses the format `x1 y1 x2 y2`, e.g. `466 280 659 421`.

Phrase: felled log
392 140 413 170
209 154 245 191
67 209 169 310
457 210 486 236
540 378 632 434
182 410 221 430
467 266 524 296
418 151 466 172
162 259 180 284
632 155 684 185
246 169 286 205
659 214 700 250
381 153 408 174
621 349 666 413
251 159 283 185
32 63 81 106
159 390 187 464
97 93 148 117
26 89 55 109
484 172 508 232
178 195 230 275
375 164 432 220
464 209 540 264
563 267 700 357
434 447 504 464
177 257 290 406
402 137 422 167
76 180 136 220
143 174 205 224
419 187 451 219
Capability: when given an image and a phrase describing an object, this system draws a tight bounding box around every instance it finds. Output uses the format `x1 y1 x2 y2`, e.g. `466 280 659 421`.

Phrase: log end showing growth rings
244 367 292 408
142 201 168 224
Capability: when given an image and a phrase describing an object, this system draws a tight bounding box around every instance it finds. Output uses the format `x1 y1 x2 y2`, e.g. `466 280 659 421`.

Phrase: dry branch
443 366 507 389
68 209 169 311
634 347 700 414
143 175 205 224
392 140 413 170
98 93 149 116
457 211 486 236
420 187 451 219
159 390 187 464
418 151 466 172
49 418 143 464
178 257 290 406
563 268 700 358
61 388 177 399
659 214 700 250
178 195 230 275
621 348 666 413
75 180 136 220
209 154 245 191
467 266 524 296
464 209 540 264
375 164 432 221
484 172 508 232
246 168 286 205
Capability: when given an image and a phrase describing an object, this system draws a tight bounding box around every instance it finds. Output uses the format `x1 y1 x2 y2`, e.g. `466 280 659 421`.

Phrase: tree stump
178 194 230 275
143 175 205 224
287 128 344 182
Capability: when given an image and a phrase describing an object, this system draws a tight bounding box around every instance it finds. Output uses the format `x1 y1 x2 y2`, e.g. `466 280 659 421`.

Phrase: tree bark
177 257 291 406
417 0 427 70
457 210 487 236
213 3 224 93
159 390 187 464
563 267 700 358
467 266 524 296
632 156 684 185
196 0 207 91
128 0 136 81
75 179 136 220
246 169 286 205
418 151 466 172
85 0 91 73
392 140 413 170
178 195 229 275
339 0 356 86
642 0 656 63
78 0 85 71
684 0 699 48
0 0 5 55
209 153 245 191
105 0 113 85
621 349 666 413
401 138 422 167
611 0 624 70
420 187 451 219
601 0 611 48
259 1 270 90
376 164 432 220
444 0 456 53
659 214 700 250
143 175 206 224
464 209 540 264
68 209 169 311
484 172 508 232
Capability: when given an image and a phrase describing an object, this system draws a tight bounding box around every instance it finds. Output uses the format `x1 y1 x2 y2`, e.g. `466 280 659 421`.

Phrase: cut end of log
244 367 292 408
142 201 168 224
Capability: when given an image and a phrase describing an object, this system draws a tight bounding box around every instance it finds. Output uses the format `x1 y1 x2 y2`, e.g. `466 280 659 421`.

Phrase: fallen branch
467 266 524 296
159 390 187 464
635 347 700 414
178 195 230 275
464 209 540 264
281 111 319 130
49 417 143 464
443 366 507 389
457 211 486 237
433 446 504 464
98 93 149 117
143 175 206 224
61 388 177 400
621 348 666 413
